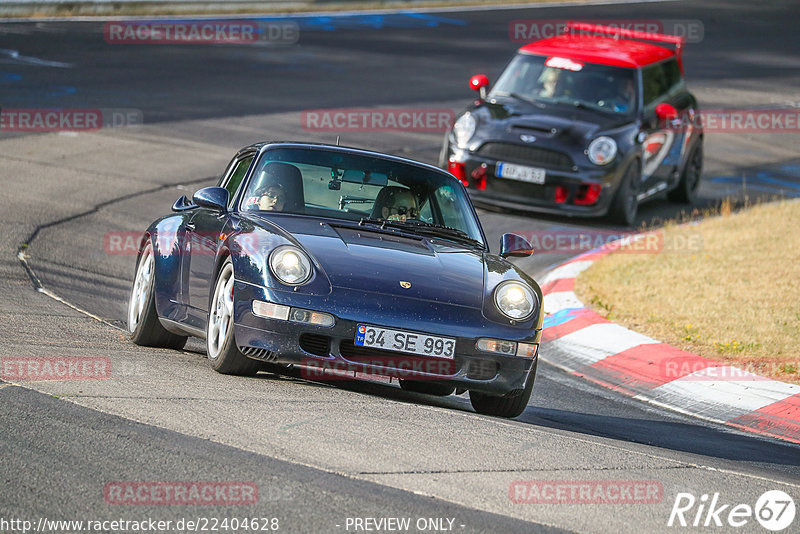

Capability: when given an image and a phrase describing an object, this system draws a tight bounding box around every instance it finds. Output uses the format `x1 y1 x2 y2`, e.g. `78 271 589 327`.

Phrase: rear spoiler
566 21 686 72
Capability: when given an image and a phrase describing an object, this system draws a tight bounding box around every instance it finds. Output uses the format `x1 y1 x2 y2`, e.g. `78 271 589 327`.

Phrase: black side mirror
500 233 533 258
192 186 229 212
171 194 196 212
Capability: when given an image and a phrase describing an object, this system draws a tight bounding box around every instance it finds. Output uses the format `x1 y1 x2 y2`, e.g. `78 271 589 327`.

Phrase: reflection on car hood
262 215 486 308
477 99 631 142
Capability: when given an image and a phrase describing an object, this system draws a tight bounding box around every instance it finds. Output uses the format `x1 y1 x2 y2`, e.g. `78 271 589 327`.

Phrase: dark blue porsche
127 142 542 418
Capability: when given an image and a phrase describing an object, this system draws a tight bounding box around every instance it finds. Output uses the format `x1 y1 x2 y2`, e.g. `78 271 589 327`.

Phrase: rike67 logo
668 490 795 531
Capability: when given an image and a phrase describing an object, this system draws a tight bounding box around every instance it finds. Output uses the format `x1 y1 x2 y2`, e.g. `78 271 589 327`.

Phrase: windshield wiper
359 218 484 248
492 91 541 107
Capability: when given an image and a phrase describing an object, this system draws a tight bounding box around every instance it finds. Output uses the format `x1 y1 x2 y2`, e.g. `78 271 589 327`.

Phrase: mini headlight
269 245 312 285
587 136 617 165
453 112 477 149
493 280 536 321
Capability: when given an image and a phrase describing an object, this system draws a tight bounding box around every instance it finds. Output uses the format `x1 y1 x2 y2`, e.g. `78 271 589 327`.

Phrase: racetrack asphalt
1 1 799 532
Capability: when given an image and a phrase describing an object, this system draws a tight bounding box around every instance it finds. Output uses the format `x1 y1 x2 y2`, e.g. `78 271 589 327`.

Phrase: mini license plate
496 162 546 184
355 325 455 360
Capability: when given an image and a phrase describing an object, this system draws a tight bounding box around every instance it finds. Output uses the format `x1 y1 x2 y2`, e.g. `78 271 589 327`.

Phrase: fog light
574 183 602 206
477 338 517 355
252 300 290 320
555 186 568 203
448 160 468 187
290 308 335 327
516 342 538 358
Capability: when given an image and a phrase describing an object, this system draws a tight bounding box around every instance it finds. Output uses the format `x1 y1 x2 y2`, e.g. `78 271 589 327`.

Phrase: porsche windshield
239 147 485 246
490 53 637 115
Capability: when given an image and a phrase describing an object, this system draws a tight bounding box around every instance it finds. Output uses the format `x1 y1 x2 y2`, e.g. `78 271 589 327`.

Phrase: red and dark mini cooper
440 22 703 225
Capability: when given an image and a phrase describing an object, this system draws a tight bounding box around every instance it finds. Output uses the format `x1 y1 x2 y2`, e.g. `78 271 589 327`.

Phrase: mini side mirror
500 233 533 258
469 74 490 100
655 102 679 121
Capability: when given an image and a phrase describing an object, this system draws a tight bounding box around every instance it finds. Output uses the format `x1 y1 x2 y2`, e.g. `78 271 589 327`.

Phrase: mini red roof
519 22 684 69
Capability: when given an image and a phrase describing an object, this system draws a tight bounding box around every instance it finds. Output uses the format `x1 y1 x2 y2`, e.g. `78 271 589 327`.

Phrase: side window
643 59 683 106
433 186 467 229
662 59 682 91
642 64 667 106
221 155 254 207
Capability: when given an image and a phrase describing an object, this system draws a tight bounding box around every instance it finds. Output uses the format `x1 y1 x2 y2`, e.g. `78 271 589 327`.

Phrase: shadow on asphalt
250 365 800 468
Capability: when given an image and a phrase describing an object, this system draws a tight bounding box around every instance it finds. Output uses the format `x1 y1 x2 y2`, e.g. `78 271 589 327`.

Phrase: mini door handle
186 223 196 231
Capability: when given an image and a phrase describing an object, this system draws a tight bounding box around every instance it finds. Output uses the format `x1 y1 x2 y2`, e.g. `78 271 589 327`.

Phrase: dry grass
575 199 800 383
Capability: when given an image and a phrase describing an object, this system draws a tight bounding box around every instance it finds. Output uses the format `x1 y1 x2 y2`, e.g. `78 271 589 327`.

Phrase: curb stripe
538 235 800 444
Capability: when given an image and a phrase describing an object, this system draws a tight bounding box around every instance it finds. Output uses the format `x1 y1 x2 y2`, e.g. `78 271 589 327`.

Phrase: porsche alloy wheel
128 240 187 349
207 259 259 375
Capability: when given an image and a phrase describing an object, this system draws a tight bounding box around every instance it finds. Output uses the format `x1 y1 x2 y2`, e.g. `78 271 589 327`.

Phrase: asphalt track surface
1 0 799 532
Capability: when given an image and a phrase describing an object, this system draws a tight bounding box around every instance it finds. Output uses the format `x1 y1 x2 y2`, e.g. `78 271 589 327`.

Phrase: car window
238 147 485 246
643 59 682 106
221 155 254 207
491 54 637 116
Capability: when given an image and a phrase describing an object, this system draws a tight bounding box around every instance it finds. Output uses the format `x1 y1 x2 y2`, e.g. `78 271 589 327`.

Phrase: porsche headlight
269 245 312 285
587 136 617 165
453 112 476 148
493 280 536 321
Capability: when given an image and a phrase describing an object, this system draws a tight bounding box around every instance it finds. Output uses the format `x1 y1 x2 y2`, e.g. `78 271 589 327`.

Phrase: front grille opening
240 346 276 362
339 341 457 376
466 359 499 380
299 334 331 357
476 142 574 171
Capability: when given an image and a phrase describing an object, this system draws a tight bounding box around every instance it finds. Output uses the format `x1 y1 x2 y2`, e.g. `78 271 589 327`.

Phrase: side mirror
500 233 533 258
171 194 196 212
192 186 229 212
469 74 490 100
655 102 679 121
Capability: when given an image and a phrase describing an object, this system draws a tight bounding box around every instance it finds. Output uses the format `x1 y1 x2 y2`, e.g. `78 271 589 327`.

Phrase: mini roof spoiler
565 21 686 72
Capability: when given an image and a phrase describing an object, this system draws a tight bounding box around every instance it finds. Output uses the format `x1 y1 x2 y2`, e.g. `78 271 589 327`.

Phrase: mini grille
476 142 573 171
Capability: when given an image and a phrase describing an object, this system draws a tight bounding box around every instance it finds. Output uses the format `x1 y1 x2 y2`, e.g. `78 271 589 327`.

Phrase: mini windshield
239 147 485 247
490 53 638 115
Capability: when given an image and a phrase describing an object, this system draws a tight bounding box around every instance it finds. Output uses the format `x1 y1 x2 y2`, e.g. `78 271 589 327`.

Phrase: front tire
608 162 640 227
668 143 703 203
207 259 260 376
469 361 536 418
128 240 187 350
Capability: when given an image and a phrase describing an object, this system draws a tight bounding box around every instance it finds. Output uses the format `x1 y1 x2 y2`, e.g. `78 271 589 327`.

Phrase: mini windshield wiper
359 218 484 248
492 91 541 107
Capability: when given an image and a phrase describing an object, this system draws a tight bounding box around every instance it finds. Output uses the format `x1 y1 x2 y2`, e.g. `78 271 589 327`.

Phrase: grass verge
575 198 800 384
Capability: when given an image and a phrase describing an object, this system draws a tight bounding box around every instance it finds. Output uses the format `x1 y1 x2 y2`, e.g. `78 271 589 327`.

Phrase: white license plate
355 325 455 360
496 162 546 184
